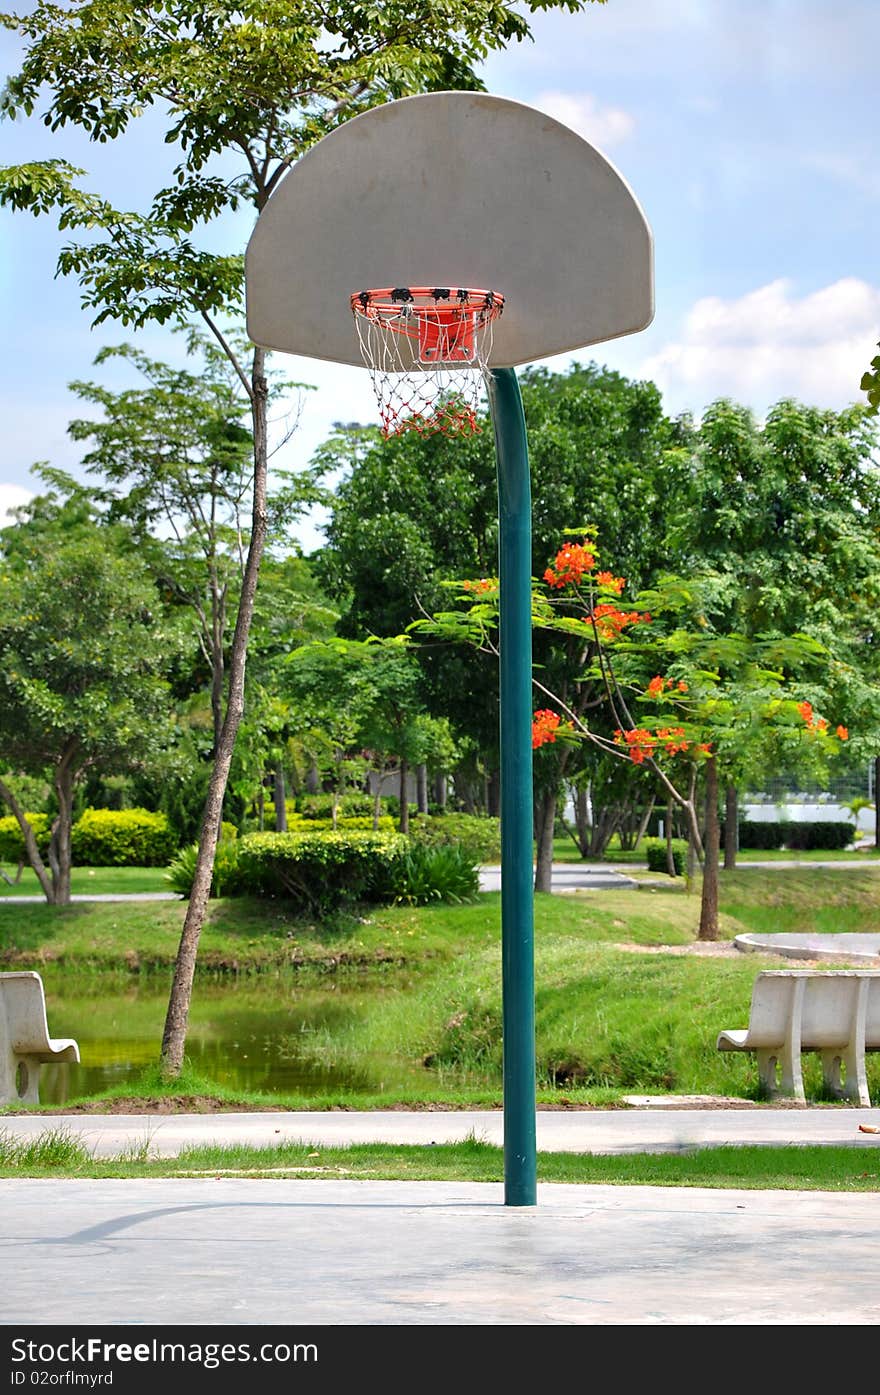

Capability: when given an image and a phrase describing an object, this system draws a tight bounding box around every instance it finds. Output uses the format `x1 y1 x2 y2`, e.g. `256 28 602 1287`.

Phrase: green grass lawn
1 1129 878 1191
3 868 880 1112
0 865 172 897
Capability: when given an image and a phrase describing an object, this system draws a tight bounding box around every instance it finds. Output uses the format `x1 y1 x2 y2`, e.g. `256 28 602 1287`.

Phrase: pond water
35 969 466 1104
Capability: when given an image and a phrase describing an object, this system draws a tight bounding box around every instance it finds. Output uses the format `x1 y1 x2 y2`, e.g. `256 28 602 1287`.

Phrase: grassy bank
0 866 171 897
1 1128 878 1191
2 869 879 1110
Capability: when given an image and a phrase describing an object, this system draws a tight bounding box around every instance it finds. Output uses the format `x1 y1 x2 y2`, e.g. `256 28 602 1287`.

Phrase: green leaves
861 343 880 415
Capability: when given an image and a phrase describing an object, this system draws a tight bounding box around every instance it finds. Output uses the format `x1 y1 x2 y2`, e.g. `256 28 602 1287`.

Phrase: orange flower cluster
798 701 848 740
613 726 709 764
596 570 625 594
532 709 569 749
646 675 689 697
462 578 495 593
590 602 652 642
613 727 657 764
543 541 596 589
657 726 689 755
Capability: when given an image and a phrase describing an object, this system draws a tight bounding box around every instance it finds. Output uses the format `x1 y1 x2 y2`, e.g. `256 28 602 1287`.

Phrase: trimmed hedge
410 813 502 863
286 814 397 834
0 813 51 864
732 820 786 850
728 820 856 851
781 821 856 851
70 808 178 866
296 793 381 820
644 837 687 876
235 829 409 914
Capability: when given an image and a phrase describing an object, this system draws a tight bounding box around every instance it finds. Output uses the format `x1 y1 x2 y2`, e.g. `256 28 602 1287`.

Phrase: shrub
644 837 687 876
286 814 397 834
235 829 409 915
0 813 51 864
296 793 381 820
392 843 480 905
410 813 501 863
70 808 178 866
165 831 240 898
782 820 855 851
733 820 786 850
732 820 856 851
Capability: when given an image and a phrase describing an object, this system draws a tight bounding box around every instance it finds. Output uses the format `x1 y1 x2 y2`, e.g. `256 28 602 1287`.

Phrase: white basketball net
350 287 504 438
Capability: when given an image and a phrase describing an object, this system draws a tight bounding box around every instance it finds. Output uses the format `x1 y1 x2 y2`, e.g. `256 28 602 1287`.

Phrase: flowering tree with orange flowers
414 532 849 940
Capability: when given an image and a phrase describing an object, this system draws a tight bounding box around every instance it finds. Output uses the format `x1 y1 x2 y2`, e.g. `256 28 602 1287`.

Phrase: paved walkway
479 862 638 892
3 1105 879 1157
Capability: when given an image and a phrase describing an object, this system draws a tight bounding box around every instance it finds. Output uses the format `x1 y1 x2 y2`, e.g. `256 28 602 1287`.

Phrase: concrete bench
717 969 880 1106
0 971 80 1105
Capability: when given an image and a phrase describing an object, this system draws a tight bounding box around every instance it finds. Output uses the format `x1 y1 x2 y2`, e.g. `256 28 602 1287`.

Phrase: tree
282 637 430 833
317 361 688 870
0 486 175 904
671 397 880 864
861 344 880 415
1 0 598 1074
417 536 849 938
67 331 322 753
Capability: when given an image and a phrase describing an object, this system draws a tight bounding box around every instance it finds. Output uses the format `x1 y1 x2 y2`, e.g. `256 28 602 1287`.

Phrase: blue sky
1 0 878 549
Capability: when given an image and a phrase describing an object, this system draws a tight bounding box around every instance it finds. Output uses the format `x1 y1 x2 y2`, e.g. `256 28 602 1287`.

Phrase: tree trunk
699 756 720 941
161 348 270 1079
665 797 677 877
274 767 287 832
398 758 410 835
454 771 476 815
48 753 76 907
0 775 55 902
724 783 738 870
632 794 655 853
560 782 591 858
534 787 556 893
588 804 620 858
433 772 447 810
487 769 501 818
306 759 320 795
416 762 429 815
372 785 382 832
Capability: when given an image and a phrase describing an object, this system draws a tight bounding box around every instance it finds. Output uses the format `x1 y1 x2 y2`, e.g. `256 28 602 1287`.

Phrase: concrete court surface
3 1177 880 1325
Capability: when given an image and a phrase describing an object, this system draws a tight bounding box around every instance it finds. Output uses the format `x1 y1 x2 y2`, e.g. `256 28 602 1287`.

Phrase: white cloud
0 483 33 525
532 91 635 149
639 278 880 415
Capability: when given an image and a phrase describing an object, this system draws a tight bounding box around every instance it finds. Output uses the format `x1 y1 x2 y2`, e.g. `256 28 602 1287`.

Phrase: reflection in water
35 969 472 1103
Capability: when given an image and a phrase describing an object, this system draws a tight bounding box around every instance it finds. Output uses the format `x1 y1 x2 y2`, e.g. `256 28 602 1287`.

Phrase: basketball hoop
350 286 504 438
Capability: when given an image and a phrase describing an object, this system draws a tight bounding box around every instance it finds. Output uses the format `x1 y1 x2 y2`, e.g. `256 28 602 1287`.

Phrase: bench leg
821 979 872 1107
756 1048 804 1101
0 1048 16 1106
0 1051 41 1105
821 1047 870 1107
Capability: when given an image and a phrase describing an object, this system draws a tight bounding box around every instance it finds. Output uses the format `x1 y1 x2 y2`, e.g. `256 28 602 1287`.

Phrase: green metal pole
486 366 537 1208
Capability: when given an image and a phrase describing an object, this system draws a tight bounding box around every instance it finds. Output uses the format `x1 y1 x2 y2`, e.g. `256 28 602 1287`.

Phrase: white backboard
246 91 654 368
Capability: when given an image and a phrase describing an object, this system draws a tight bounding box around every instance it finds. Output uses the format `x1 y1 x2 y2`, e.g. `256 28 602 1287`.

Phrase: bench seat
717 970 880 1105
0 971 80 1105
